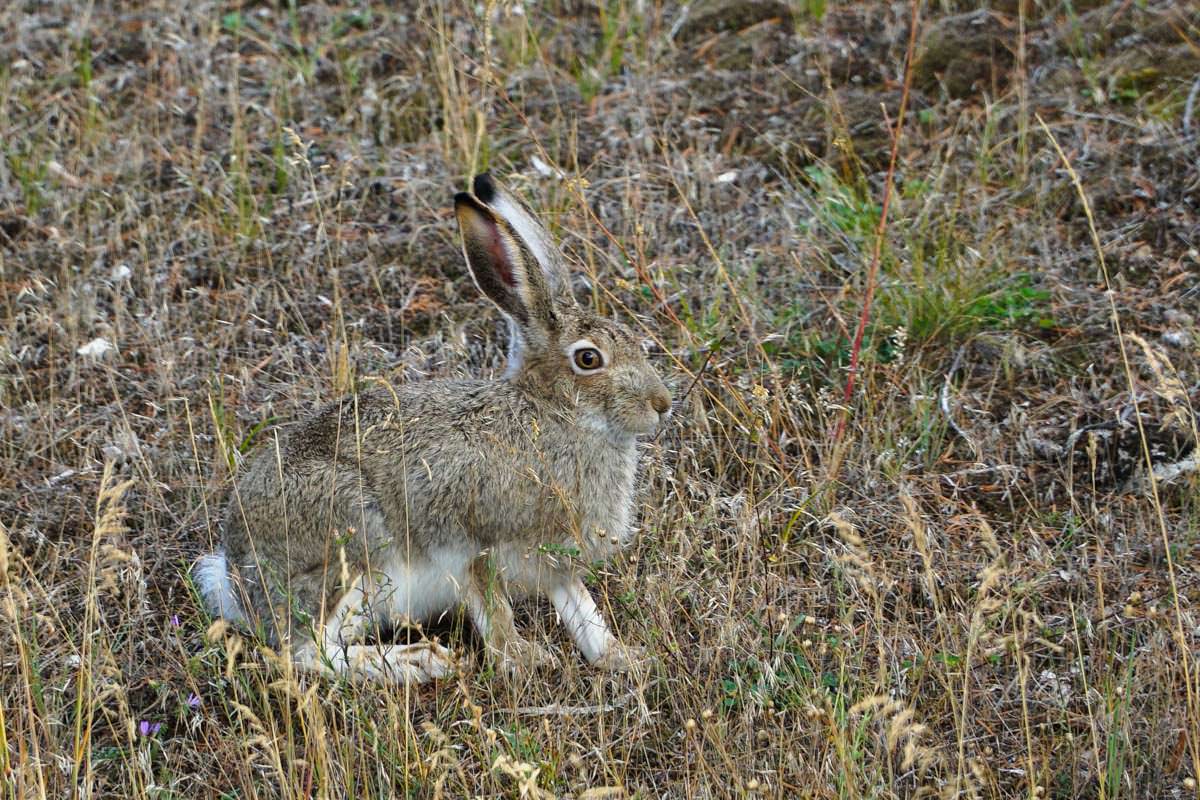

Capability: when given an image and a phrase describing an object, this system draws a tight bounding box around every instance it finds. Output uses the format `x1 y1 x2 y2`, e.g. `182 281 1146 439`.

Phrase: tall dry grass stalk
1040 116 1200 784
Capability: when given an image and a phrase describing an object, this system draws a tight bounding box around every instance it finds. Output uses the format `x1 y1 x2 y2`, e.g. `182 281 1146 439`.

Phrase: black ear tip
454 191 495 220
473 172 497 203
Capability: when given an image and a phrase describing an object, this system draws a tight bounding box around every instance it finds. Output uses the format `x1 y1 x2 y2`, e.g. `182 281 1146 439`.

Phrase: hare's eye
566 339 607 374
573 347 604 371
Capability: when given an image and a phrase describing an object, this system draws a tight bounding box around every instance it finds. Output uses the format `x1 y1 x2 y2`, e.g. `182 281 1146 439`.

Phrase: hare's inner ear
455 192 530 325
473 173 575 308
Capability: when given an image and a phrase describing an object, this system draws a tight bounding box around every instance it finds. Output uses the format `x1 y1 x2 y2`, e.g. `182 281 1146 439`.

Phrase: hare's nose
650 387 672 416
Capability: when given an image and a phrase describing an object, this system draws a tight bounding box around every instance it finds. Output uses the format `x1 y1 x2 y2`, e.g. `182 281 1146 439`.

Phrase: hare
193 173 672 683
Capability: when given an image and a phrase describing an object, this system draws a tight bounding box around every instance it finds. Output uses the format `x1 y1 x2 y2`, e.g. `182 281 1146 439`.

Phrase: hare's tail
192 550 248 626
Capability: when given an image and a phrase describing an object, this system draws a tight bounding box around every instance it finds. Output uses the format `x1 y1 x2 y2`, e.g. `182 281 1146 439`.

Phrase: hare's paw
401 640 456 681
495 637 560 678
346 641 456 684
592 641 650 672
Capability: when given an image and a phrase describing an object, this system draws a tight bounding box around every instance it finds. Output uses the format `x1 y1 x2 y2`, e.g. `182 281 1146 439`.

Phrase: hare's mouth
620 404 669 438
576 406 653 440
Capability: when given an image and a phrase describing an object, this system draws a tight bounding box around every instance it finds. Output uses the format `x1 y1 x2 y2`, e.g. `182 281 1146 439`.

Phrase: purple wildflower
187 693 201 709
139 720 162 737
170 614 181 627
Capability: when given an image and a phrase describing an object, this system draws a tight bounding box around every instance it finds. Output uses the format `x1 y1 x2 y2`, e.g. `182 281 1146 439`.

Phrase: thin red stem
832 0 922 445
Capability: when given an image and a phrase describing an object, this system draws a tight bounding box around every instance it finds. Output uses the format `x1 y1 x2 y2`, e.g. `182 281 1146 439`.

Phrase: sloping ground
1 1 1198 797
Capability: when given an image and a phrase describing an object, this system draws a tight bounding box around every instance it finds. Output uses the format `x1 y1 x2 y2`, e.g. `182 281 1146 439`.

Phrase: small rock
103 429 143 465
1162 330 1193 348
77 337 116 359
1164 308 1194 326
530 155 564 180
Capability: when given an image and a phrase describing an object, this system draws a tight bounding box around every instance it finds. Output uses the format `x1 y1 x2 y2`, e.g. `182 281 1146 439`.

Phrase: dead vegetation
2 0 1199 797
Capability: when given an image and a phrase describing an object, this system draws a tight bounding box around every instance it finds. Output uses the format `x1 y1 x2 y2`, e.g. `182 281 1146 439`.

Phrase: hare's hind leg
292 580 454 683
288 498 455 684
465 556 559 676
293 639 454 683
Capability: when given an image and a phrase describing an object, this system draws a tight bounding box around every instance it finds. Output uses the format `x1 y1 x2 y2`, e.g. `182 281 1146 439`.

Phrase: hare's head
455 173 671 439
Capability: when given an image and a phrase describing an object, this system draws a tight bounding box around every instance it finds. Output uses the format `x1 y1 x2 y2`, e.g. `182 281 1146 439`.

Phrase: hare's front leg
465 557 559 676
549 577 645 670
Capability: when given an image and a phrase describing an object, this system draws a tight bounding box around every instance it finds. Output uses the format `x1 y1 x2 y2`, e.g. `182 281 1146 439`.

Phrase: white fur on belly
360 546 474 625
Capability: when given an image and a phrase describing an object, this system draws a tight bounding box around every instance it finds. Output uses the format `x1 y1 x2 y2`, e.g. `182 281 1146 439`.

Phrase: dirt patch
914 10 1016 99
675 0 795 40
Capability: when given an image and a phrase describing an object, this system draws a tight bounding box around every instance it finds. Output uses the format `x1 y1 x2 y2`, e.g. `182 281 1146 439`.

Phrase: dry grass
3 1 1200 798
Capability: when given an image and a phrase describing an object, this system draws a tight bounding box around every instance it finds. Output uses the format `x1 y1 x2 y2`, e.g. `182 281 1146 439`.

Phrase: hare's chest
574 442 639 556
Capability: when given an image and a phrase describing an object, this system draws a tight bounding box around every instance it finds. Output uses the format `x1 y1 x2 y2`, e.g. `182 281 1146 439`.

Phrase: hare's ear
471 173 572 304
455 191 532 325
455 173 569 334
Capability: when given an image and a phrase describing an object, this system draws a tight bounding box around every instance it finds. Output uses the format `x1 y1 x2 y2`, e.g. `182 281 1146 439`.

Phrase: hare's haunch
193 173 672 682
